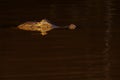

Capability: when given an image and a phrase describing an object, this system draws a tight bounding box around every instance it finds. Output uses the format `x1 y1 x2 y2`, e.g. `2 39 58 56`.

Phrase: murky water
0 0 118 80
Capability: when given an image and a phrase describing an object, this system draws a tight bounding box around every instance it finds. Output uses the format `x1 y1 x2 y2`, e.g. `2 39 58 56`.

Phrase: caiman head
35 19 53 36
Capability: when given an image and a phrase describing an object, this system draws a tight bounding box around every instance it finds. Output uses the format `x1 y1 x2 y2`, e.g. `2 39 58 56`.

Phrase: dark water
0 0 119 80
0 27 106 80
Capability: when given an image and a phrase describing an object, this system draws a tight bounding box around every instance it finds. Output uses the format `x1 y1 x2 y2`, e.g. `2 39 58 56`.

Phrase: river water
0 0 118 80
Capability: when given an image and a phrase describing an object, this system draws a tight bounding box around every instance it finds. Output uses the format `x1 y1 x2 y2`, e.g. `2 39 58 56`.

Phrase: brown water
0 27 107 80
0 0 119 80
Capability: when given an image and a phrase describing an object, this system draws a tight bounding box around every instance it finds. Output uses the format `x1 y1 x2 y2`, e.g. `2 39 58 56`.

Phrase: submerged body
18 19 76 36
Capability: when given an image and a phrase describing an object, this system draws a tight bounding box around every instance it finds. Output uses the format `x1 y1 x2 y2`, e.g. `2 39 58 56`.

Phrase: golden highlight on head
17 19 77 36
